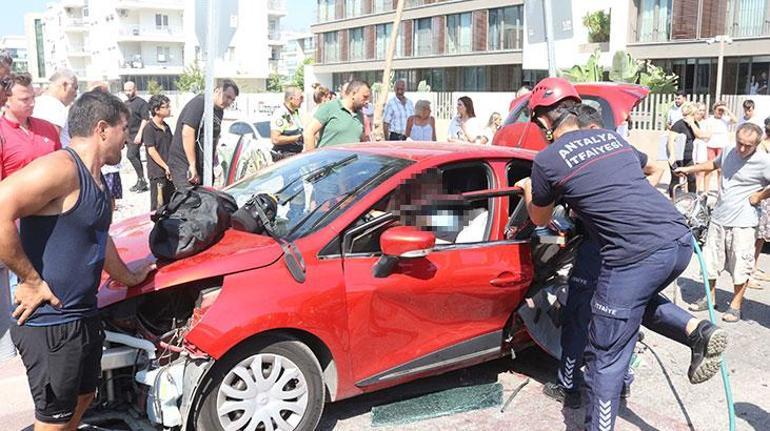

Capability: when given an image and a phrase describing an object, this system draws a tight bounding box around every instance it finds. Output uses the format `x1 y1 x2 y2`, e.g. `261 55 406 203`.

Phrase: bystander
303 80 370 150
703 101 737 195
143 94 174 210
448 96 484 144
270 86 305 159
667 89 687 129
0 51 13 110
32 69 78 147
123 81 150 192
405 100 436 141
383 79 414 141
738 99 764 128
167 79 239 189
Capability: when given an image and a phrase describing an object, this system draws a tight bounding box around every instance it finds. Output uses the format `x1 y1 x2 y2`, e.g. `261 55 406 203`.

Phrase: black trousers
389 132 407 141
150 177 175 211
126 142 145 181
668 158 696 198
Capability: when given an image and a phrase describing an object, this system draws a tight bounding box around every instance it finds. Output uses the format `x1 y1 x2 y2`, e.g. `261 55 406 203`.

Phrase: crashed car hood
98 214 283 308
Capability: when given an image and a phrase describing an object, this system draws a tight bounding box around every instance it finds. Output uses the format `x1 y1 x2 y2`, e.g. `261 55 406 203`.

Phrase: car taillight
189 287 222 329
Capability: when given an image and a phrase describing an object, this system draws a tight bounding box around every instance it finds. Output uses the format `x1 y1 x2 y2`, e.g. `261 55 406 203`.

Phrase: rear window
504 95 615 128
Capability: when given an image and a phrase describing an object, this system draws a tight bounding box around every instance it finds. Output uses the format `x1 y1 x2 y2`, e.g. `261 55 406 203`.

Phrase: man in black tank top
0 90 155 429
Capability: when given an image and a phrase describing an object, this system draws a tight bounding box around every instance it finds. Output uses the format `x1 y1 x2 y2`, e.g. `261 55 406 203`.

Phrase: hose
691 236 736 431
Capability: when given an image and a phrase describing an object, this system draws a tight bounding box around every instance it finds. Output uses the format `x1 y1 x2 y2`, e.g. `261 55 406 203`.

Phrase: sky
1 0 317 37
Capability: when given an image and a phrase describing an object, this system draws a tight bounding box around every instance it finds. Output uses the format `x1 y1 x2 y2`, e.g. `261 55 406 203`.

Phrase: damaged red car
95 142 583 430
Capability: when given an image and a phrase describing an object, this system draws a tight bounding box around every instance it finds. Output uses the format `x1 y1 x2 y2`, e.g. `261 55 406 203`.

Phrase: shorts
705 221 757 285
104 172 123 200
707 147 723 161
11 316 104 424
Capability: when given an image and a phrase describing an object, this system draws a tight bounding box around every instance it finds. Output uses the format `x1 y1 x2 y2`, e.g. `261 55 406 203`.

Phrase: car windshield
226 150 411 239
254 121 270 138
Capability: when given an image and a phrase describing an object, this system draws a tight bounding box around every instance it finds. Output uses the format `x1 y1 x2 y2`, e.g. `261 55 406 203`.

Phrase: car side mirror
373 226 435 278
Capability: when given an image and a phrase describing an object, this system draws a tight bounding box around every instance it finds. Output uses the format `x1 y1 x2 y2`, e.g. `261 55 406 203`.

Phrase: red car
492 82 650 151
96 143 581 430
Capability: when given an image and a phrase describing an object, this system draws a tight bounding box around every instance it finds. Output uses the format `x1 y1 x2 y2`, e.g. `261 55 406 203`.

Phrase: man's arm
134 119 148 145
181 124 199 183
271 129 302 146
0 154 75 323
104 236 155 287
516 178 554 226
147 146 170 178
674 160 718 176
303 119 323 151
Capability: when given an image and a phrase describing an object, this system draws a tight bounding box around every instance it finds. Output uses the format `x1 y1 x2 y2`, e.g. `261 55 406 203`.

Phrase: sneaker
620 384 631 399
687 320 728 384
134 180 149 193
543 382 581 409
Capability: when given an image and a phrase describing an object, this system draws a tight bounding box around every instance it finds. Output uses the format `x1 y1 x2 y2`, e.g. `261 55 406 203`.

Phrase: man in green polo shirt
304 80 370 150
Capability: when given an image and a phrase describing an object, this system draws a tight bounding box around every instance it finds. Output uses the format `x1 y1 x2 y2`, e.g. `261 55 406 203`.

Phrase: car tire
196 339 325 431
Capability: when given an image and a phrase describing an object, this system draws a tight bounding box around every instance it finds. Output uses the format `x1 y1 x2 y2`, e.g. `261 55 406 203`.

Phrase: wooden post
372 0 405 142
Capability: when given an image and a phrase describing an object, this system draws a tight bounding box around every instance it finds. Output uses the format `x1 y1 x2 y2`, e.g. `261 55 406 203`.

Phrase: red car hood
98 215 283 308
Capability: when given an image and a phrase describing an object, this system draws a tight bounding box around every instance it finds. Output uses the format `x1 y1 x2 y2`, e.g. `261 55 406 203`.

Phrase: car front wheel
197 339 325 431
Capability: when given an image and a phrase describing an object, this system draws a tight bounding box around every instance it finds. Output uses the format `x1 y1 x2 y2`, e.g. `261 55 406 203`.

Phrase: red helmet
528 77 581 111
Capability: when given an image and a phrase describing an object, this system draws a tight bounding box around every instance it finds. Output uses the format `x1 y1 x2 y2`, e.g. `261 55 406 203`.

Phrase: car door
339 161 533 388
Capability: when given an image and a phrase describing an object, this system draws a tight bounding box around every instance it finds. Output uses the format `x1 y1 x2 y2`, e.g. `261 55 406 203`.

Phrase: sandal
748 280 765 290
752 270 770 282
722 307 741 323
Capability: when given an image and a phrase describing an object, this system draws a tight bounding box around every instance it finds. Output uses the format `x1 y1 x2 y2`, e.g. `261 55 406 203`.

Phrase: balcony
62 17 87 32
268 0 286 16
118 56 184 75
114 0 184 11
67 45 89 57
268 31 283 45
117 25 185 43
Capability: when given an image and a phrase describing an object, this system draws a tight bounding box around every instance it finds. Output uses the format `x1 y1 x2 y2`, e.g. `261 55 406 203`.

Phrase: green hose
691 236 736 431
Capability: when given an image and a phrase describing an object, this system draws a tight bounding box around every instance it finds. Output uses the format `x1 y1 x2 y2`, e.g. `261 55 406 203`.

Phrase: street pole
715 35 725 103
542 0 558 77
203 0 217 187
373 0 405 141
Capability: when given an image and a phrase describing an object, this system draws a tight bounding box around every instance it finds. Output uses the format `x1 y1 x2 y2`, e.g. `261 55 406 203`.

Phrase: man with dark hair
738 99 763 128
270 86 304 159
1 73 61 180
676 123 770 322
168 78 239 189
516 78 727 430
123 81 150 192
143 94 174 210
303 80 370 150
0 89 154 429
0 50 13 109
667 89 687 129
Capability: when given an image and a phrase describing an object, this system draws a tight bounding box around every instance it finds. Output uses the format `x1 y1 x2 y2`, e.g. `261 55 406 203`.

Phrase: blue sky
1 0 316 37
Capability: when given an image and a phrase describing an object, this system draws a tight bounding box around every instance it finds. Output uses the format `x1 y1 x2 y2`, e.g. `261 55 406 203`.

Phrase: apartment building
627 0 770 95
311 0 524 92
23 13 48 82
0 36 29 74
279 32 316 77
29 0 285 92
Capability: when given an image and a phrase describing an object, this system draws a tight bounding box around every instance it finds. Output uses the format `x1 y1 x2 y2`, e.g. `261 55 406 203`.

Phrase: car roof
332 141 537 163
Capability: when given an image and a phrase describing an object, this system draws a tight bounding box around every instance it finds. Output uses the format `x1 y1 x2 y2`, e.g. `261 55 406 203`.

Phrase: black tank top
19 147 112 326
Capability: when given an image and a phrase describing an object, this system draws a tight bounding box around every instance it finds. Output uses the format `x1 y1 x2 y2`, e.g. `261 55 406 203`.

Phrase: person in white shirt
32 69 78 147
447 96 484 144
405 100 436 141
383 79 414 141
737 99 764 128
703 101 737 194
482 112 502 145
667 90 686 130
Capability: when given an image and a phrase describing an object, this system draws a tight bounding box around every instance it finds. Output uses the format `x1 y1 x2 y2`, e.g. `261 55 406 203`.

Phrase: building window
34 19 46 78
376 23 402 59
157 46 170 63
349 27 364 61
414 18 433 56
155 14 169 30
636 0 671 42
345 0 361 18
323 31 339 63
318 0 335 21
372 0 390 13
729 0 770 37
446 13 472 54
488 6 523 50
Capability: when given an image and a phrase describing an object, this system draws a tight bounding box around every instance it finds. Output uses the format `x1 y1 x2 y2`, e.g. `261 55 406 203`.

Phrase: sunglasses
0 77 12 92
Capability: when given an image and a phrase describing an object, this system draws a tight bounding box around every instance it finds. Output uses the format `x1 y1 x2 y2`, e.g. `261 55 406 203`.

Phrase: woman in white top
481 112 502 145
447 96 484 144
405 100 436 141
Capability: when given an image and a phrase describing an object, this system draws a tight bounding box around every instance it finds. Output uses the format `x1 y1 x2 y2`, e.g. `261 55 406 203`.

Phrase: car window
342 162 494 256
503 95 615 128
254 121 271 138
503 99 530 126
228 121 253 136
226 150 412 239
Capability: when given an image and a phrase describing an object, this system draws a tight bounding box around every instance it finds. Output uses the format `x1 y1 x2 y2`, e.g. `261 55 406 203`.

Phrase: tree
267 73 283 93
175 62 205 93
583 10 611 43
292 57 314 89
147 80 163 96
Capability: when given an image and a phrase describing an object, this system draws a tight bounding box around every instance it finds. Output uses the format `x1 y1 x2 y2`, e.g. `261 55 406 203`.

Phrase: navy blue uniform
532 129 695 431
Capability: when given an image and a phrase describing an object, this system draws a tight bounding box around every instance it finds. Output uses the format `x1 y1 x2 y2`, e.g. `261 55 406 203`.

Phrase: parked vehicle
492 82 650 151
93 143 583 430
217 120 274 186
